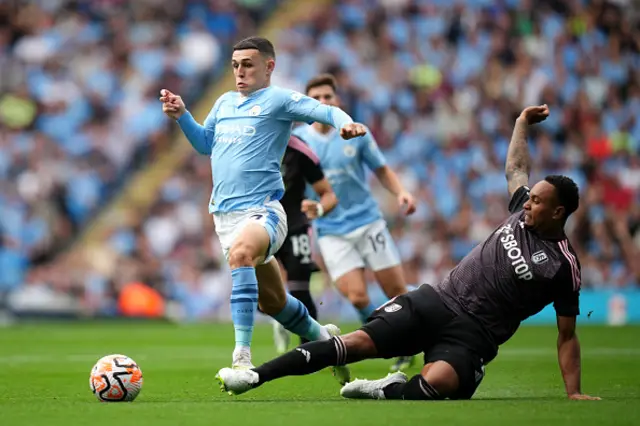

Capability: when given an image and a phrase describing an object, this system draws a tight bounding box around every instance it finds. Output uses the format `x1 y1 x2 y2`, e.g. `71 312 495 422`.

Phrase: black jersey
435 186 581 346
280 136 325 231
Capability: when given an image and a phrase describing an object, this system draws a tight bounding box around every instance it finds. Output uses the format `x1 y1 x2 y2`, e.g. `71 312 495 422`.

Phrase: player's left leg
341 312 492 401
271 259 291 354
216 286 434 395
272 225 318 352
256 258 330 344
343 348 485 401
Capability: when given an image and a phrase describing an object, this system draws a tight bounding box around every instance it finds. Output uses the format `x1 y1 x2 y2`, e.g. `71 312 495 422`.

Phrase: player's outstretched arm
159 89 213 155
374 166 416 215
556 315 601 401
302 178 337 220
280 90 366 140
505 105 549 197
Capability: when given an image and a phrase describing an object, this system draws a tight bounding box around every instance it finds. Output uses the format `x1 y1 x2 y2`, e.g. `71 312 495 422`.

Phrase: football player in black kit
216 105 602 401
271 135 338 352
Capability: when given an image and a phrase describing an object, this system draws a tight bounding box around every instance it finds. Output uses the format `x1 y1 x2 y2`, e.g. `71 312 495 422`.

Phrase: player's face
523 181 565 230
307 85 339 107
231 49 274 94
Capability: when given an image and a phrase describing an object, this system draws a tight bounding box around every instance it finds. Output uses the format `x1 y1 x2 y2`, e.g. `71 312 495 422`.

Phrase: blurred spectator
0 0 277 303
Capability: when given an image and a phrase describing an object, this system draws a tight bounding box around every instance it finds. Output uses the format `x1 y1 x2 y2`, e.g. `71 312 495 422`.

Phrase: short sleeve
552 255 581 317
360 131 386 171
288 136 325 185
300 153 325 185
508 185 530 213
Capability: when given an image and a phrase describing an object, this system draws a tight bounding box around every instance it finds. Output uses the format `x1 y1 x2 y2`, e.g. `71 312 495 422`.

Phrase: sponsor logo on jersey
215 124 256 144
495 223 533 281
384 303 402 313
532 250 548 265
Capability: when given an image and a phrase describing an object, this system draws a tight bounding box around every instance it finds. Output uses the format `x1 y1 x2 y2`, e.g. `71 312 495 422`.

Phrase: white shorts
317 219 401 281
213 200 288 264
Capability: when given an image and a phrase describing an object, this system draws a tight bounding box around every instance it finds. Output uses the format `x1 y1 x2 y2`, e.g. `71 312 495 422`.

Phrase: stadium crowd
0 0 276 306
2 0 640 319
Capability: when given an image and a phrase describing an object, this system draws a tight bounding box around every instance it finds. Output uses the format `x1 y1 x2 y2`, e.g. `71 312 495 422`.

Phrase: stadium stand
2 0 639 320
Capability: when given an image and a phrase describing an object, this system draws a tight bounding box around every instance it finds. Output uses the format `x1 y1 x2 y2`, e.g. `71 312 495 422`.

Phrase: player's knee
421 361 460 398
258 295 286 315
379 281 407 298
376 268 408 298
228 242 257 269
340 330 377 359
347 290 370 309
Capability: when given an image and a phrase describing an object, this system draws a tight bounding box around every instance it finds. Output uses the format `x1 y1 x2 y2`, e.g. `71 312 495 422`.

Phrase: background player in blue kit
160 37 365 377
294 74 417 372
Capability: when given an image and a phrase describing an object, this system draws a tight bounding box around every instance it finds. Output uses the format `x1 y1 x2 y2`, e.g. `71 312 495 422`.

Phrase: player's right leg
216 329 376 395
222 221 272 369
216 287 432 395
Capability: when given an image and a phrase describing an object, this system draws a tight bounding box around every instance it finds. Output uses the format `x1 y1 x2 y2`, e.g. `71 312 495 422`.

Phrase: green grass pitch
1 322 639 426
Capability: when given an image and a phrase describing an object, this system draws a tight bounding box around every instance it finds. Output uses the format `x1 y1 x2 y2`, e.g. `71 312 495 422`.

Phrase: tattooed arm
505 105 549 197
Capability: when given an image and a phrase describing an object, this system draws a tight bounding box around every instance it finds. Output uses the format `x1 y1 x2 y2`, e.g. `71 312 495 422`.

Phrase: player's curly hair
233 36 275 59
544 175 580 221
305 74 338 95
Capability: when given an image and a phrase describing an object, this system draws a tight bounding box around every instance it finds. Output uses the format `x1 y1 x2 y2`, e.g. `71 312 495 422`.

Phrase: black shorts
361 284 497 400
275 224 315 282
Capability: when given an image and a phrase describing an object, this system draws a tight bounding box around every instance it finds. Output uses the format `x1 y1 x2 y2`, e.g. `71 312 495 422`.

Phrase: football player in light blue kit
294 74 417 372
159 37 365 379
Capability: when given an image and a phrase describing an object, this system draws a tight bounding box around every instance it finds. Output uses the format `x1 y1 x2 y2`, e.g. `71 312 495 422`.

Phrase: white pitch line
1 347 639 365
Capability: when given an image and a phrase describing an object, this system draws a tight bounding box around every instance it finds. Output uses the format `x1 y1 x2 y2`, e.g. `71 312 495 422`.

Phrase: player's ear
552 205 565 221
265 58 275 75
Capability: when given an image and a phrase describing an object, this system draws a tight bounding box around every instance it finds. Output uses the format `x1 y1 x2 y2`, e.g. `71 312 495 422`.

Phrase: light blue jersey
294 125 386 237
176 86 354 213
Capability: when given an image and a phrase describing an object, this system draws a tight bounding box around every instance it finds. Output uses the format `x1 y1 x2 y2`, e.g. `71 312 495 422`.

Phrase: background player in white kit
294 74 417 372
159 37 365 377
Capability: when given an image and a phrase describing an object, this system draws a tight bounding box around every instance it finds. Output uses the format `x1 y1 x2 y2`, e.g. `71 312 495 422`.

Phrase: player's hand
340 123 367 140
568 393 601 401
159 89 186 120
397 191 416 215
519 104 549 125
301 200 323 220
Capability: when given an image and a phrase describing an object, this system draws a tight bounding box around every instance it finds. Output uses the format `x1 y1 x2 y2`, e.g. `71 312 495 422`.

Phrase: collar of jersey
236 86 271 106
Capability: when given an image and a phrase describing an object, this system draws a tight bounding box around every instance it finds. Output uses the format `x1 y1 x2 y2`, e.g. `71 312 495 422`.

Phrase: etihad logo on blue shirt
215 124 256 144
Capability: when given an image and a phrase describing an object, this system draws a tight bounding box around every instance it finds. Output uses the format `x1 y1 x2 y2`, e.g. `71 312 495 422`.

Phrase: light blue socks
230 267 258 349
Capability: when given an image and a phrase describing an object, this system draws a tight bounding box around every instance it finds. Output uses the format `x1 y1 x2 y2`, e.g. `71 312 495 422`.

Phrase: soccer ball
90 354 143 402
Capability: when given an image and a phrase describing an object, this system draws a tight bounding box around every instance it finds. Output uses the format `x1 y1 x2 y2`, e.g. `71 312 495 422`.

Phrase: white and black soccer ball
90 354 143 402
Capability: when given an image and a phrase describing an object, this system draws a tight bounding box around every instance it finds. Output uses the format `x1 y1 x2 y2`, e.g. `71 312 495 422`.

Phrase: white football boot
215 367 259 396
340 372 408 400
231 347 254 370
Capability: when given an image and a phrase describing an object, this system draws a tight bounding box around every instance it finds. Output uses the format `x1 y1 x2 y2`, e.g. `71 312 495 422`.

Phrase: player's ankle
233 345 251 355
